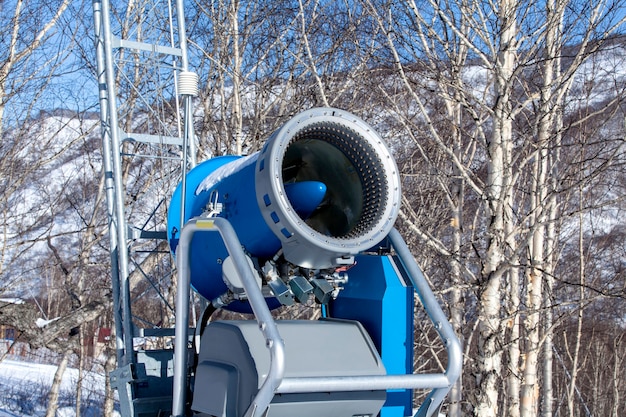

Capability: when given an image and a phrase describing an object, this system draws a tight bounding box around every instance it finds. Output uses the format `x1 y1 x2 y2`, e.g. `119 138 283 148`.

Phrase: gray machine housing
192 319 387 417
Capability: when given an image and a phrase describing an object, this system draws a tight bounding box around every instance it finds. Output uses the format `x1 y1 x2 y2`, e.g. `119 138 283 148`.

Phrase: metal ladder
91 0 197 415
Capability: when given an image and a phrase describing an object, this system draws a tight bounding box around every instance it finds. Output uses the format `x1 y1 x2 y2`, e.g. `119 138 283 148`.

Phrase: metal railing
171 217 462 417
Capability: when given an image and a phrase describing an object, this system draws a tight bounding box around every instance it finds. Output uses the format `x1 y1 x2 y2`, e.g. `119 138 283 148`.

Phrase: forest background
0 1 625 417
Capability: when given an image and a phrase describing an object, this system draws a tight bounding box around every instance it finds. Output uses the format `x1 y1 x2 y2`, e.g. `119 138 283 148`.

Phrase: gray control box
192 319 386 417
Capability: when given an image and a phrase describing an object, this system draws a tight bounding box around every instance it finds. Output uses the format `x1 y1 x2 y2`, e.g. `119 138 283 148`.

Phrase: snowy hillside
0 358 113 417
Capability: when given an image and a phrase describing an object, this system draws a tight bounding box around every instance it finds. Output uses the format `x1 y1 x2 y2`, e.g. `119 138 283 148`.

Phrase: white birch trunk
542 94 563 417
0 0 70 140
449 105 465 417
521 165 546 417
611 335 622 417
506 252 521 417
103 328 117 416
542 193 557 417
475 0 517 414
542 4 566 413
75 328 85 417
229 0 244 155
521 67 552 417
298 0 329 107
45 349 71 417
475 271 503 417
566 205 585 417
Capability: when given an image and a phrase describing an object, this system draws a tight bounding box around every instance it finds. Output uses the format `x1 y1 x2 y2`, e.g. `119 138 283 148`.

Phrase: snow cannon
167 107 401 312
167 108 462 417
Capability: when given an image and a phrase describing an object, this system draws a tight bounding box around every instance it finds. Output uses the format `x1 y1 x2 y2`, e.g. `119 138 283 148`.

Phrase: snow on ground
0 358 116 417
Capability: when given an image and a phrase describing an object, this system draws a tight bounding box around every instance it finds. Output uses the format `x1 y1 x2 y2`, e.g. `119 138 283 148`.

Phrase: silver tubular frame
171 220 461 417
171 217 286 417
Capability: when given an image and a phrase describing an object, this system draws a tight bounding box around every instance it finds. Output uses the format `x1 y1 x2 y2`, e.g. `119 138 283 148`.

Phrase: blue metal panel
330 254 414 417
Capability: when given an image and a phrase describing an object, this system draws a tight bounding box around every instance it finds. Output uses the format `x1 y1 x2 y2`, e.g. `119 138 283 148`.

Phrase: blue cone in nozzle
166 159 328 313
284 181 327 220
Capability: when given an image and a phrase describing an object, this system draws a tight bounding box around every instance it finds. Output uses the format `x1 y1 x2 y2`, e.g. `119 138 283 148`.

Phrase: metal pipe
171 217 285 417
388 228 463 384
178 113 189 229
208 218 286 417
174 0 196 230
388 228 463 417
171 222 460 417
174 0 190 71
171 220 193 417
269 229 462 417
91 0 125 364
99 0 135 366
277 373 451 394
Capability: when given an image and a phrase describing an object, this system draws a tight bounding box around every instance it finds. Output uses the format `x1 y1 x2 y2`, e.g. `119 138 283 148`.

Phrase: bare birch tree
192 0 301 157
0 4 117 416
359 1 626 417
0 0 73 283
2 1 625 416
191 0 382 158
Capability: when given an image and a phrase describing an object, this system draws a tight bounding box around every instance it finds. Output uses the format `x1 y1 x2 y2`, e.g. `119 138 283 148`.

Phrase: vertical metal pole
171 226 192 417
92 0 125 364
175 0 190 71
174 0 196 231
99 0 135 366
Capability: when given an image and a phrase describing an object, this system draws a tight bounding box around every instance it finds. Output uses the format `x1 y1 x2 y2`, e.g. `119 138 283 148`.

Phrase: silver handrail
171 219 462 417
389 228 463 417
274 229 462 417
171 216 285 417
